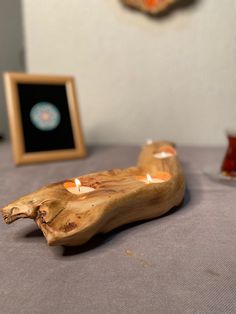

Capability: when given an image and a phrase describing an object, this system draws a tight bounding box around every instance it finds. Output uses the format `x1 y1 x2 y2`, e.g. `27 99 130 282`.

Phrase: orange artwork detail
145 0 157 9
122 0 177 14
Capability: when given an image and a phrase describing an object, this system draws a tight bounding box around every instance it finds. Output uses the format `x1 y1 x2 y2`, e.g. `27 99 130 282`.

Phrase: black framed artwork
4 73 86 165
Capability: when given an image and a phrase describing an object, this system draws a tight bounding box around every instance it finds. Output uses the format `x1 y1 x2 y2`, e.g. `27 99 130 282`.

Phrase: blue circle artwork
30 102 61 131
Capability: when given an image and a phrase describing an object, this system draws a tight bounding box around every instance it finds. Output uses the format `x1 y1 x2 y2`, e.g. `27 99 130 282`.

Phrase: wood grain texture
0 141 185 246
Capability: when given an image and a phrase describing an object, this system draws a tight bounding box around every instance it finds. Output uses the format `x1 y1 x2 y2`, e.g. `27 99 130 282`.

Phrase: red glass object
221 133 236 177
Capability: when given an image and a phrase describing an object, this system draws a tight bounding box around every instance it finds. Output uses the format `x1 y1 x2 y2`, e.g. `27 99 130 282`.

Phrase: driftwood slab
1 141 185 246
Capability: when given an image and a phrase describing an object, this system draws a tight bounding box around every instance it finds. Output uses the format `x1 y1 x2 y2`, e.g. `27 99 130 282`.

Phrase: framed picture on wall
4 72 86 165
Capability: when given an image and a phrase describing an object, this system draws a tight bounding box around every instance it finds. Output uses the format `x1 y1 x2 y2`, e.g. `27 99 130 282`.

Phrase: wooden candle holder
1 141 185 246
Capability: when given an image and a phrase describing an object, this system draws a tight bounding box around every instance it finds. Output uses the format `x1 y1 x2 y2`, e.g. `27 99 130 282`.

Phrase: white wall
22 0 236 146
0 0 24 138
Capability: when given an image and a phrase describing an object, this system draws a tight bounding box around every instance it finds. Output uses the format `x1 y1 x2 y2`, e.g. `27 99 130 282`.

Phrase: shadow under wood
25 228 44 237
16 225 44 244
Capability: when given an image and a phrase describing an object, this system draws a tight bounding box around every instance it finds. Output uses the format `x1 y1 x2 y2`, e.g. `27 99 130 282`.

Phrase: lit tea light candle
153 145 176 159
64 178 95 195
137 173 165 184
146 173 165 183
146 139 153 145
154 151 174 159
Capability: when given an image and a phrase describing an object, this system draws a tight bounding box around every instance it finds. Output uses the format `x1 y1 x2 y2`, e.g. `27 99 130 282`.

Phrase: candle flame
146 139 153 145
146 173 153 183
75 178 81 191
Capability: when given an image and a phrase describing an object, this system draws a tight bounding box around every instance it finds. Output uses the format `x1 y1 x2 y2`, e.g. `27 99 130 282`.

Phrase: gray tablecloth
0 142 235 314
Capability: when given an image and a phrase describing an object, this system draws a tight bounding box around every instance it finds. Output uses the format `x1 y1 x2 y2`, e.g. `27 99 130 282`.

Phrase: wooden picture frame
4 72 86 165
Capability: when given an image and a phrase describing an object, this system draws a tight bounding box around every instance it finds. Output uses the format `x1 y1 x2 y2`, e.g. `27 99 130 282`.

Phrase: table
0 142 235 314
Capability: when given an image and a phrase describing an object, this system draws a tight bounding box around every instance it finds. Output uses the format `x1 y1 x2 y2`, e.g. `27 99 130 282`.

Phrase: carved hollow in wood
0 141 185 246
